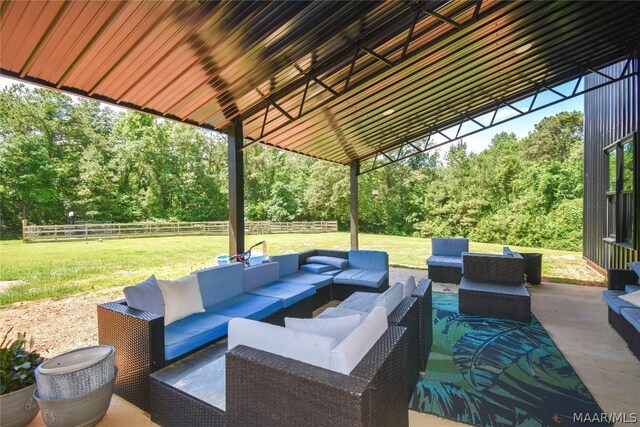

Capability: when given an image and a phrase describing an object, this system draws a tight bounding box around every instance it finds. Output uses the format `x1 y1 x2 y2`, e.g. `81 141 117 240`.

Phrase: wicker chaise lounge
459 251 531 323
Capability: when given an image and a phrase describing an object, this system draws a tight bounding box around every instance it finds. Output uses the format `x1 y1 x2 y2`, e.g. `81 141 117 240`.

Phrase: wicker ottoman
459 278 531 323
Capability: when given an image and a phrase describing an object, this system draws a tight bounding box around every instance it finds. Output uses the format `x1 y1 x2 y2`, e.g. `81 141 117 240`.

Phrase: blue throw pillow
301 263 333 274
307 256 349 269
123 275 164 315
628 261 640 285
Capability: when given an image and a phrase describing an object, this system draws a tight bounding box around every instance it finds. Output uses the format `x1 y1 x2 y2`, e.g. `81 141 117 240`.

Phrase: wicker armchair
606 269 640 359
459 253 530 323
225 326 409 427
150 326 409 427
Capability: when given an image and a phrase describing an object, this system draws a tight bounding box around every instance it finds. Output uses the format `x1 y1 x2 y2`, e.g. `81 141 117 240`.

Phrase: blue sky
0 76 583 155
463 95 583 153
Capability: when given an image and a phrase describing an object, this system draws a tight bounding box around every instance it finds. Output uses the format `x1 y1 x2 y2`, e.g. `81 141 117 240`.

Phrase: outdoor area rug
409 291 610 427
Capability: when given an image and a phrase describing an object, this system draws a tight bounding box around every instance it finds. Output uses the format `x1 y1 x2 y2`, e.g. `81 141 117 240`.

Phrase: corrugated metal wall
583 56 639 270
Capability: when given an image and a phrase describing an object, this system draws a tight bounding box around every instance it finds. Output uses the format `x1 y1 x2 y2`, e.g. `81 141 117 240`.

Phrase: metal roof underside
2 0 640 165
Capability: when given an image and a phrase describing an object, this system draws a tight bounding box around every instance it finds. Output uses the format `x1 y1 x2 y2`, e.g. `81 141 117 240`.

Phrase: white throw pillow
375 282 404 315
228 318 338 370
285 314 361 342
403 276 417 298
330 306 388 374
156 275 205 325
620 289 640 308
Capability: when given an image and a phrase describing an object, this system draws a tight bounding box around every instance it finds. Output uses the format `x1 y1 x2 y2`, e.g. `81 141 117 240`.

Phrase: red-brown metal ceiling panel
2 0 639 164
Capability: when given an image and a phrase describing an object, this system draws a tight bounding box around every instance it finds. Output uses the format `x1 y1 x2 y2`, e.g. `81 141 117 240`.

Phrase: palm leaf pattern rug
409 291 609 426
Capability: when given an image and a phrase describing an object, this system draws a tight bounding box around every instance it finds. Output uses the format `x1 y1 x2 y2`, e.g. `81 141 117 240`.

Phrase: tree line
0 85 583 250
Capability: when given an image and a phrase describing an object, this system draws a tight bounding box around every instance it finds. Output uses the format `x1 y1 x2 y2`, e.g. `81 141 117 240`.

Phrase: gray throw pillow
307 255 349 269
123 275 164 316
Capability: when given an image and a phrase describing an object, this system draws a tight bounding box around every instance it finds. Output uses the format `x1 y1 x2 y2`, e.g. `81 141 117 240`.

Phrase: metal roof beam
241 1 485 149
359 55 638 174
420 6 462 29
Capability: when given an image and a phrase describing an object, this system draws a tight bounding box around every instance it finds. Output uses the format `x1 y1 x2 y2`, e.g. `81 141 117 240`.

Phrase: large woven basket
35 345 115 400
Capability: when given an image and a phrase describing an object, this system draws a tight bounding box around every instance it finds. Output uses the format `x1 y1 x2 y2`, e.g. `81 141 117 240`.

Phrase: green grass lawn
0 232 604 307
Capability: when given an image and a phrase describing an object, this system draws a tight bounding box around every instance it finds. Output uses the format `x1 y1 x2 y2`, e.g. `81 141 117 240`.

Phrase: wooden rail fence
21 220 338 243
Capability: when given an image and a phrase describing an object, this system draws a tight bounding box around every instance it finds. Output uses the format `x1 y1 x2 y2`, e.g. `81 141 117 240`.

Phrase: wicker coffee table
150 343 227 426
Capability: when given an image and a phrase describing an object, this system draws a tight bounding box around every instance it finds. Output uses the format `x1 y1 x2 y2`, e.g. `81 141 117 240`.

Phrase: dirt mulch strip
0 287 124 358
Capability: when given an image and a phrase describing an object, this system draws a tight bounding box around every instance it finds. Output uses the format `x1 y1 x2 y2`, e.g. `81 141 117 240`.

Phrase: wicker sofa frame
607 269 640 359
298 249 390 303
427 265 462 285
412 278 433 371
459 253 531 323
150 325 409 427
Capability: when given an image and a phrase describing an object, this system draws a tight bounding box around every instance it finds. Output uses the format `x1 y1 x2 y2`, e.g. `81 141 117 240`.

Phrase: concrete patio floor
27 268 640 427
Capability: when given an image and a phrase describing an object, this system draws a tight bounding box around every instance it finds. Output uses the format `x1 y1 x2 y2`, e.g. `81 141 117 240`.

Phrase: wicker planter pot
0 384 39 427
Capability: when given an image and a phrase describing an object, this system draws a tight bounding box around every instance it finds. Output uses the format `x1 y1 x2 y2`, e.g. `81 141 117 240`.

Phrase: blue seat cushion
270 254 299 277
281 271 333 289
194 263 245 309
432 238 469 257
625 285 640 294
602 290 637 315
207 293 282 320
301 263 334 274
347 250 388 270
320 269 343 277
307 255 349 269
164 312 231 361
621 308 640 332
426 255 463 268
338 291 379 313
244 262 280 292
460 278 529 296
334 268 388 289
247 281 316 308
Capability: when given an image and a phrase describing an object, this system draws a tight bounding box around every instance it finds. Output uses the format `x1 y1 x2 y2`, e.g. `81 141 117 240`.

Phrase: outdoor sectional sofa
602 268 640 360
97 249 393 412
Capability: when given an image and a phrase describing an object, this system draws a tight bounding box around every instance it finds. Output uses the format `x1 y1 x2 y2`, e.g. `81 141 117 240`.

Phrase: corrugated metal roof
2 0 639 164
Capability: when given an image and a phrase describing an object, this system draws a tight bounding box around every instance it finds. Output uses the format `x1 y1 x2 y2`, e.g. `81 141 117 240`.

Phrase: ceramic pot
35 346 115 400
0 383 39 427
33 368 117 427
